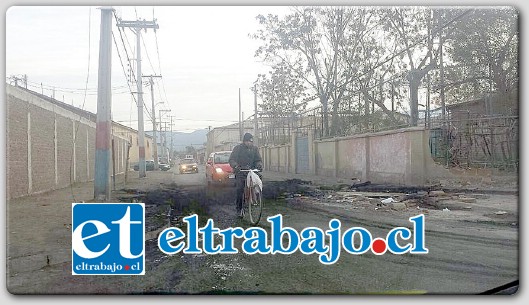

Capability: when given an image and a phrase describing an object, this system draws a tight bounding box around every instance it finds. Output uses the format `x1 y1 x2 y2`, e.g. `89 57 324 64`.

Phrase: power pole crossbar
116 18 159 178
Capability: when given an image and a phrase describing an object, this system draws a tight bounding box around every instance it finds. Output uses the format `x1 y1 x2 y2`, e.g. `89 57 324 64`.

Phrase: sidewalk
6 170 175 285
6 169 338 282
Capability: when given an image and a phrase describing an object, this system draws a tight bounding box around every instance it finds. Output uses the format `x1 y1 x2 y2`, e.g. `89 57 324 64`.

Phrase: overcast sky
5 3 527 133
5 6 290 132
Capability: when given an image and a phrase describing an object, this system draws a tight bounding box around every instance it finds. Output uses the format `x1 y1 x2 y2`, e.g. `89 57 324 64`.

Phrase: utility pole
170 115 174 162
94 7 113 201
253 84 258 146
117 17 159 178
163 122 167 159
239 88 242 141
144 74 162 170
439 25 446 121
159 109 171 161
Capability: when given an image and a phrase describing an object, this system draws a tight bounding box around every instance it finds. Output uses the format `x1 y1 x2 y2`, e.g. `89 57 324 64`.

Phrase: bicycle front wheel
248 188 263 225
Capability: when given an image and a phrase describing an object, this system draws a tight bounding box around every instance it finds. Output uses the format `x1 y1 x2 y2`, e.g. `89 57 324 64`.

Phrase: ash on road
6 166 518 294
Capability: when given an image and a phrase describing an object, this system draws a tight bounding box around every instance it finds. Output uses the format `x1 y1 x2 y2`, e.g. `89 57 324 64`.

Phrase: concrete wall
367 131 410 184
336 137 366 180
6 85 129 199
315 141 335 177
262 144 290 173
262 126 449 186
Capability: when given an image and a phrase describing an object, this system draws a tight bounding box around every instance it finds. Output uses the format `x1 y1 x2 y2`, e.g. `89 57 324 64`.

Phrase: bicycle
239 169 263 225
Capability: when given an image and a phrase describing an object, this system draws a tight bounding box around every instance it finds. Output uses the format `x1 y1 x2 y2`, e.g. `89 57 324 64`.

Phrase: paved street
6 165 518 294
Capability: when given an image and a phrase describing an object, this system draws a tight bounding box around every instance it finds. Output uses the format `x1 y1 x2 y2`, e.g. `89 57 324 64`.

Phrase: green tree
254 60 308 119
442 8 518 105
382 7 439 126
253 7 378 136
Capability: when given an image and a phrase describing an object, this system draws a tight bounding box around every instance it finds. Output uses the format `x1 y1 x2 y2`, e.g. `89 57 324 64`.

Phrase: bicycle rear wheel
248 187 262 225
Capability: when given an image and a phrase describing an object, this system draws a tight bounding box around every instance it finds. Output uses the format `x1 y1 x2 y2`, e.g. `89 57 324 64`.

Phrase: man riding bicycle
229 133 263 218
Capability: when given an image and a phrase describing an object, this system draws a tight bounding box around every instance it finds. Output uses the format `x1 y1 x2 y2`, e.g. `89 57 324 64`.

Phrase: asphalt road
152 165 519 294
6 164 518 295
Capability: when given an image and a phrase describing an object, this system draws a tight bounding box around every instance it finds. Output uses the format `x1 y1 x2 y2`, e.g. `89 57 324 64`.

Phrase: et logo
71 203 145 275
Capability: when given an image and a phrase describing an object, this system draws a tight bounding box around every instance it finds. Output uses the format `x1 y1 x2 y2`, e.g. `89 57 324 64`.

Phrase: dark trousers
235 174 246 212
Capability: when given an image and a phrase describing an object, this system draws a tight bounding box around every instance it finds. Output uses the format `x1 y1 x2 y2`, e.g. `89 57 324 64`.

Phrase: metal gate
428 116 518 170
296 136 310 174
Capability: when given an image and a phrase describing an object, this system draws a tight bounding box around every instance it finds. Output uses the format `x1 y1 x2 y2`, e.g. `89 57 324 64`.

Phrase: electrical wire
154 29 171 108
112 30 139 107
69 7 92 203
141 35 158 77
23 80 128 93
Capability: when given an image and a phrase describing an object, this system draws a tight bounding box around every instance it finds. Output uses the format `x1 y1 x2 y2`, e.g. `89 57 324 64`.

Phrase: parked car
205 151 235 186
133 160 155 171
179 159 198 174
133 160 170 171
159 162 171 171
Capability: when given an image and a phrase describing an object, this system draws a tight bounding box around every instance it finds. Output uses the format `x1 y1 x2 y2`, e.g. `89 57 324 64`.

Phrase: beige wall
261 144 289 173
262 126 450 186
315 141 335 177
368 131 410 184
112 124 154 168
336 137 366 180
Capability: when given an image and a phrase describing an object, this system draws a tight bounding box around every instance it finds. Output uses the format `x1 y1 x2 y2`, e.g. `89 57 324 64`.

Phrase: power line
154 22 170 107
113 10 136 85
115 118 238 123
112 14 156 125
23 79 128 93
116 15 159 178
141 34 158 76
138 35 163 121
70 6 93 203
111 29 139 107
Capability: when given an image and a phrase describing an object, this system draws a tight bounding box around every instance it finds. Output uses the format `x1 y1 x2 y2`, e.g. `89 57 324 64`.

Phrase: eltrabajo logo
72 203 145 275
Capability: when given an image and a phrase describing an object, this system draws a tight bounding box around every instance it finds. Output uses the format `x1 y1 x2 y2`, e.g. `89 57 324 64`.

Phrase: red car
206 151 235 186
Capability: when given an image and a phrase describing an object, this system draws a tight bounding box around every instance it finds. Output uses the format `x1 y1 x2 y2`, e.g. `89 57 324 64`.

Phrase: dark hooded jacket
229 143 262 173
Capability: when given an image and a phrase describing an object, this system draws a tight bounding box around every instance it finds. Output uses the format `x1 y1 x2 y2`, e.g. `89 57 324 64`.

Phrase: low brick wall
6 85 129 199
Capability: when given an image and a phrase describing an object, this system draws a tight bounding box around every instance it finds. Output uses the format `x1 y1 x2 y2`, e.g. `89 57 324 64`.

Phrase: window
214 153 230 164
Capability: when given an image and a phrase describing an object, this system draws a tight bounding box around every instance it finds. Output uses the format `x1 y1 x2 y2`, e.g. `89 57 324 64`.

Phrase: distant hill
146 129 207 151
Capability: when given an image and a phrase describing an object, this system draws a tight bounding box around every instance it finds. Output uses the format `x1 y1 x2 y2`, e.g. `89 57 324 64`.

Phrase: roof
209 150 232 157
446 98 484 110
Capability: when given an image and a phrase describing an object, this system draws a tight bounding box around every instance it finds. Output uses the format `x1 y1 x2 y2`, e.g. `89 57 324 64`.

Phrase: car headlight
181 165 186 169
215 167 223 173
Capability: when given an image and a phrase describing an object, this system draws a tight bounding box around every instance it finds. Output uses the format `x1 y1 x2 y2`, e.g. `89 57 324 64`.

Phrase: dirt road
6 166 518 294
